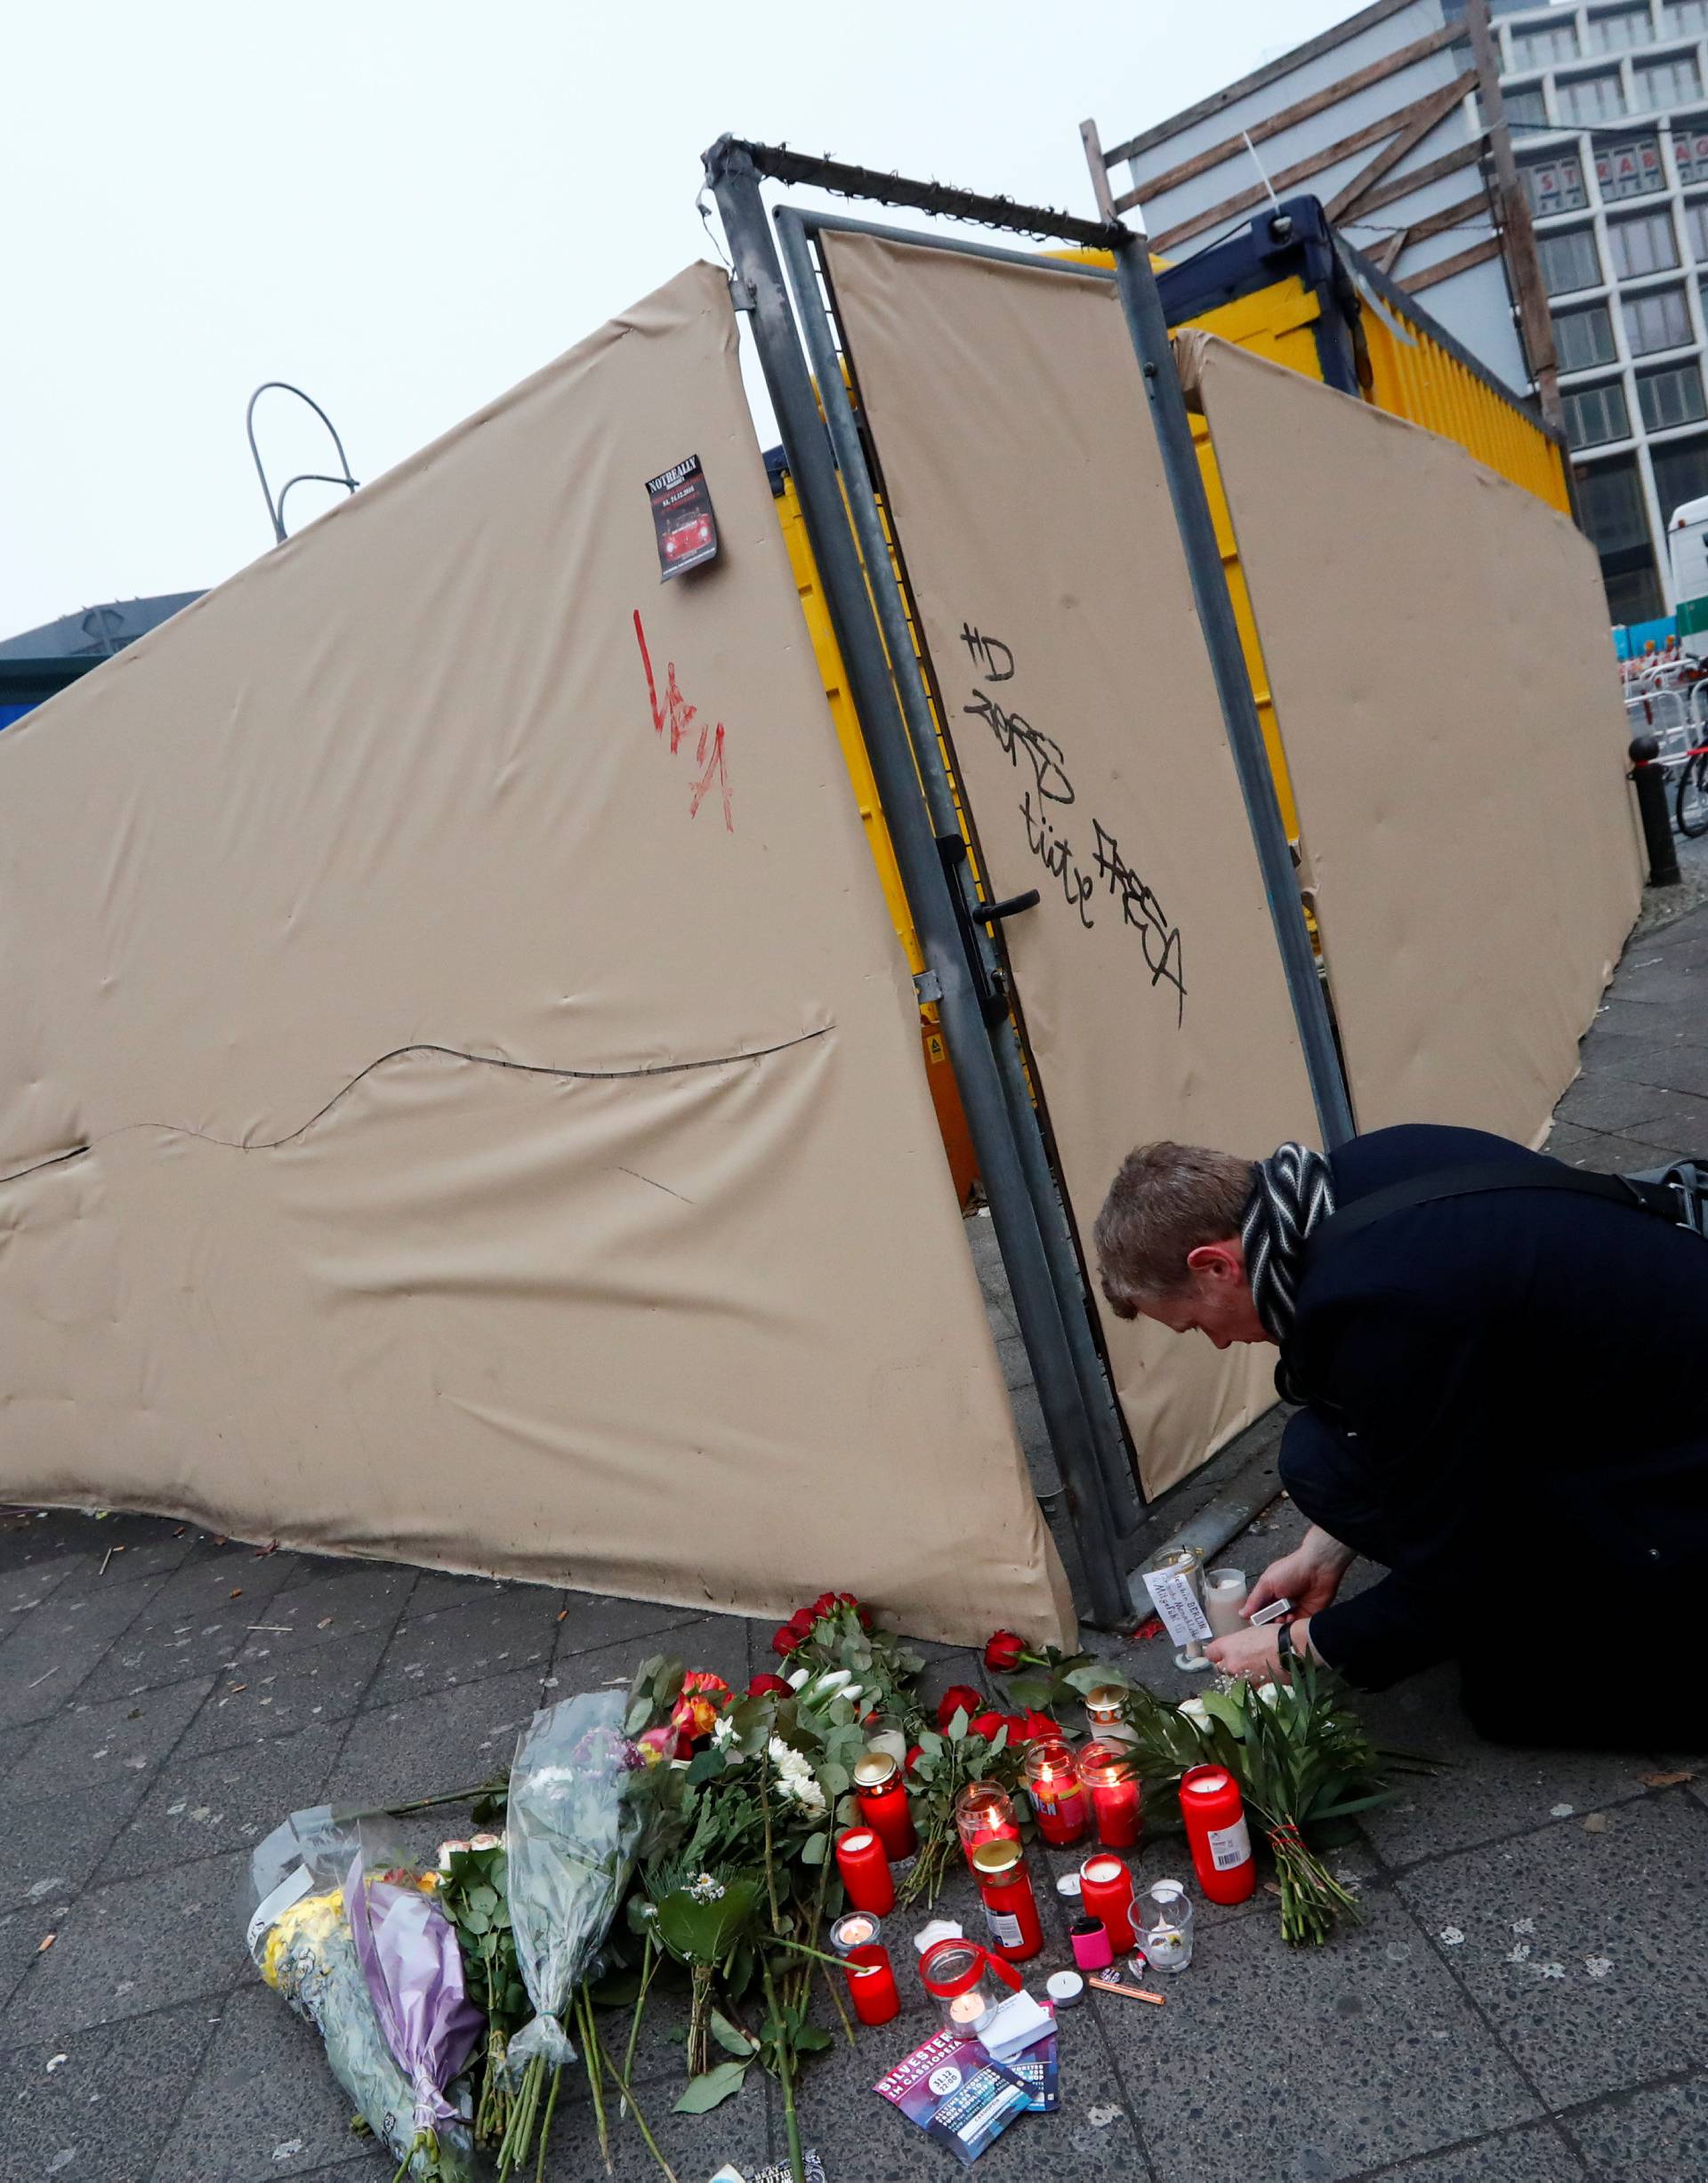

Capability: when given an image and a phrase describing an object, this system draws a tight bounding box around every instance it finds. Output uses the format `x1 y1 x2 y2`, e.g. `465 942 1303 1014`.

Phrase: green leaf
1064 1663 1118 1697
800 1831 829 1867
709 2010 754 2058
461 1907 491 1937
818 1761 850 1800
794 2023 833 2054
673 2060 751 2114
589 1966 644 2007
947 1711 967 1743
624 1696 654 1736
467 1884 498 1917
1004 1674 1052 1710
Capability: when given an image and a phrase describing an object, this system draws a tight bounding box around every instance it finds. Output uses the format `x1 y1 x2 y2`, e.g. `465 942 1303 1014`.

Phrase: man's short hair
1093 1141 1257 1318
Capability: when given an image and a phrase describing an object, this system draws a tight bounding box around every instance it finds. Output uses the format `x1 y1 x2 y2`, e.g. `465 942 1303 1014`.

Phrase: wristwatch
1275 1619 1296 1665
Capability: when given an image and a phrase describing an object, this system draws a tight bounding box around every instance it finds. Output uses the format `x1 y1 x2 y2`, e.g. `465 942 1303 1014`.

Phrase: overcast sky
2 1 1360 637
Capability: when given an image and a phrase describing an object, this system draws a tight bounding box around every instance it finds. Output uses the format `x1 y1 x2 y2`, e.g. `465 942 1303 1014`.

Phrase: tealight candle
1078 1739 1142 1849
918 1936 1022 2037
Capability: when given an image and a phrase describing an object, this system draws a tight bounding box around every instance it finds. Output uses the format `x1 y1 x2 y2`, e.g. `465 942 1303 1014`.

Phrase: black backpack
1306 1156 1708 1271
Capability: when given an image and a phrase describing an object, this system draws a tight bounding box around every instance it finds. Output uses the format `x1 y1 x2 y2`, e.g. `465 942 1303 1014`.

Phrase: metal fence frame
703 137 1353 1625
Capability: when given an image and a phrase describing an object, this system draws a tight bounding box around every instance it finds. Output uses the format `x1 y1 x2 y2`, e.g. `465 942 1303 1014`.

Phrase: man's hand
1204 1623 1284 1683
1243 1526 1354 1621
1205 1614 1317 1683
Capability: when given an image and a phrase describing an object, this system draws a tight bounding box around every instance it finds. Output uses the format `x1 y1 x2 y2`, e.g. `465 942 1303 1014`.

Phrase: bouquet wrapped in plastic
346 1849 483 2177
498 1692 645 2175
246 1807 476 2179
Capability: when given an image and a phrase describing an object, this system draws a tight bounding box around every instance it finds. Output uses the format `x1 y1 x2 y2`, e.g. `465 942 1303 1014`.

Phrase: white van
1668 492 1708 661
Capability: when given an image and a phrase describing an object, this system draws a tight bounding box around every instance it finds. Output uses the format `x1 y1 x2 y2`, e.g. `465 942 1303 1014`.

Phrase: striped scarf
1241 1142 1335 1398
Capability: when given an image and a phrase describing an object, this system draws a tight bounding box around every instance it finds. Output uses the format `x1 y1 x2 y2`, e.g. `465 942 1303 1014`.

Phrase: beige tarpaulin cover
1187 334 1641 1143
0 262 1073 1646
822 232 1320 1499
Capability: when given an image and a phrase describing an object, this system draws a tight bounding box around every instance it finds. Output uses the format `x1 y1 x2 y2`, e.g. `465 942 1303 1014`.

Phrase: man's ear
1184 1238 1244 1285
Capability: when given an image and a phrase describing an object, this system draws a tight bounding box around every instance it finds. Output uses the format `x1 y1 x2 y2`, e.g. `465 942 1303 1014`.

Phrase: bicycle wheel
1678 752 1708 839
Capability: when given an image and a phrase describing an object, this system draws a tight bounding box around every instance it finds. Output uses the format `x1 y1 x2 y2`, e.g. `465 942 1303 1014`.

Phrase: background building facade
1498 0 1708 619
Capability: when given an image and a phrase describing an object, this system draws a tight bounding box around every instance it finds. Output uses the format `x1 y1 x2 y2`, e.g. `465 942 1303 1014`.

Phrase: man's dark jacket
1282 1123 1708 1689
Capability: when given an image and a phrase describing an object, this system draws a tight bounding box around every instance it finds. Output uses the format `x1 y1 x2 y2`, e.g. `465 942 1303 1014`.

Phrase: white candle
1204 1567 1249 1639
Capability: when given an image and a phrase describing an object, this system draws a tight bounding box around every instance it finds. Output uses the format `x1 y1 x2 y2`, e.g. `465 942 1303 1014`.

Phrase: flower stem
578 1984 609 2175
622 1933 658 2117
820 1959 856 2047
599 2041 681 2183
761 1957 807 2183
536 2063 567 2183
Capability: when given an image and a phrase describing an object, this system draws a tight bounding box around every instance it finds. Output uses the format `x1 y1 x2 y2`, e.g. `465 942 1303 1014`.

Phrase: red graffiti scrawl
632 609 734 832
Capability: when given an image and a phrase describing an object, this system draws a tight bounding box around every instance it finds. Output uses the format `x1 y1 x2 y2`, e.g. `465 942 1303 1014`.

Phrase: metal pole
705 139 1132 1624
772 207 1140 1536
1108 232 1358 1150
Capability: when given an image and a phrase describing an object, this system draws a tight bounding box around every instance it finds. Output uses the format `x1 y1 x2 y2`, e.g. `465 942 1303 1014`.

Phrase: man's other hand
1243 1526 1355 1621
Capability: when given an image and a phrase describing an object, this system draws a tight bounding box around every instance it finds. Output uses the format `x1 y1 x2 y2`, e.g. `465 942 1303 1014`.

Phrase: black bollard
1630 735 1682 887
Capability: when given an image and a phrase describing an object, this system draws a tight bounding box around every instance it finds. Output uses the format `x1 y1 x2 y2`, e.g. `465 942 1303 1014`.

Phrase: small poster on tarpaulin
647 452 720 577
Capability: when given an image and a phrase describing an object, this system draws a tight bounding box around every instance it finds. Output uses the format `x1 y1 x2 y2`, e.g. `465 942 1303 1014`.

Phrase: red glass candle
1180 1763 1256 1905
1078 1852 1137 1955
955 1781 1020 1868
834 1826 894 1916
1078 1739 1142 1849
1022 1737 1089 1847
853 1750 917 1862
971 1838 1043 1963
828 1912 900 2026
919 1937 1023 2038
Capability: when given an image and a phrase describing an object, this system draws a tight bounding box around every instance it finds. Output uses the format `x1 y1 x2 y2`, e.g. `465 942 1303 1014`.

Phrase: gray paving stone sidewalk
1 895 1704 2183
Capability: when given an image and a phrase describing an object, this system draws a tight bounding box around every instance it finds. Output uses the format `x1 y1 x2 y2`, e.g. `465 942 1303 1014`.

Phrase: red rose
970 1711 1007 1743
788 1607 816 1637
983 1630 1026 1672
1020 1710 1062 1744
748 1672 792 1698
771 1623 803 1657
936 1684 984 1730
857 1605 874 1631
836 1591 859 1606
810 1591 839 1617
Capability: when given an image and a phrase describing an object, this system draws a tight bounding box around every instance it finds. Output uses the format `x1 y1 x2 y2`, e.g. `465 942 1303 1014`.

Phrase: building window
1687 196 1708 255
1576 453 1663 621
1653 431 1708 515
1639 358 1708 425
1512 20 1582 67
1554 301 1621 370
1538 224 1605 294
1564 379 1632 447
1674 117 1708 181
1593 5 1656 47
1608 206 1681 274
1665 1 1708 34
1558 68 1626 124
1524 151 1589 213
1623 281 1692 350
1636 53 1704 108
1596 133 1667 197
1504 84 1551 128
